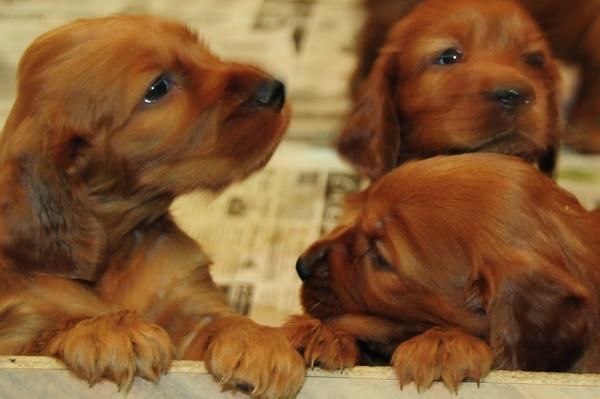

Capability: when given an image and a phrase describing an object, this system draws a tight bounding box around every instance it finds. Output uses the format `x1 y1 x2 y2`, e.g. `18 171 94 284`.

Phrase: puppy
354 0 600 154
340 0 561 180
283 153 600 390
0 15 304 398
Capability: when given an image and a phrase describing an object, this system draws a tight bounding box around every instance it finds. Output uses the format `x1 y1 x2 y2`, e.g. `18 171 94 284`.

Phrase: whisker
308 297 326 313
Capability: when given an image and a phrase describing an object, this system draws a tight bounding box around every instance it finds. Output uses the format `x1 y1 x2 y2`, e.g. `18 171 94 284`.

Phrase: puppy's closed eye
523 51 546 69
369 241 394 271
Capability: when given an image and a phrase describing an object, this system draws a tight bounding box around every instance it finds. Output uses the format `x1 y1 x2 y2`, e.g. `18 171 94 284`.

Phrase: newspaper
558 151 600 210
172 142 365 325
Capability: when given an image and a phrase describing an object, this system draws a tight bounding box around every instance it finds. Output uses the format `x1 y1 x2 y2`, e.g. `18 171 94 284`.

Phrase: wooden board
1 356 600 398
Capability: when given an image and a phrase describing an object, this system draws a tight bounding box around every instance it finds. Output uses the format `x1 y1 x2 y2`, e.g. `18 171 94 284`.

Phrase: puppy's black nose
296 257 313 281
254 79 285 111
296 248 328 281
489 87 534 111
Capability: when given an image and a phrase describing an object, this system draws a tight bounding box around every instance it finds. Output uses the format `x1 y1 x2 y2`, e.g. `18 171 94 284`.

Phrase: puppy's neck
90 190 173 254
76 157 175 255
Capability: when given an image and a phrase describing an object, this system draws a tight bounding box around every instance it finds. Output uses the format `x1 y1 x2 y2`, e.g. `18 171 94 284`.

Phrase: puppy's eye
524 51 545 69
144 75 174 104
433 48 464 66
372 252 390 269
370 244 393 271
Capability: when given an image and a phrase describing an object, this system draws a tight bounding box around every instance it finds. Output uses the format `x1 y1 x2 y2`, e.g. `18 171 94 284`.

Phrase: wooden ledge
1 356 599 398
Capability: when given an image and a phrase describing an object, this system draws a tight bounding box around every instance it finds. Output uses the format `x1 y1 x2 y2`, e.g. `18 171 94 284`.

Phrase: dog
0 15 305 398
350 0 600 159
340 0 562 180
283 153 600 390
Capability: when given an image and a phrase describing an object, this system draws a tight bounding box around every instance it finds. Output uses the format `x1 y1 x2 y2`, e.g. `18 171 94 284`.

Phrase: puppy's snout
488 86 535 111
296 248 328 281
254 79 285 111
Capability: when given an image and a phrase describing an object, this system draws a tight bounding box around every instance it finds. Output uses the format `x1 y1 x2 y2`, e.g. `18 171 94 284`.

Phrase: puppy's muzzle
254 79 285 111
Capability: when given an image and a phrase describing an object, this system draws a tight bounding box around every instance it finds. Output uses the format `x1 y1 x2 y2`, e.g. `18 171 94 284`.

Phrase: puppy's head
297 156 496 327
340 0 560 180
4 15 289 192
297 154 593 369
0 15 288 279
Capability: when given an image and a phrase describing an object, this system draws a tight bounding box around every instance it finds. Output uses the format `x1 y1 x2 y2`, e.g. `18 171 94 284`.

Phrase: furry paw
188 316 306 399
45 310 173 389
392 327 492 392
281 314 359 370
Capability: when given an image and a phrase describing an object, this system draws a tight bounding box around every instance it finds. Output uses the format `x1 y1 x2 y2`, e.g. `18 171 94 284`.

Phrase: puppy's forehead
357 178 402 231
10 15 229 133
87 16 214 67
25 15 217 78
396 0 544 54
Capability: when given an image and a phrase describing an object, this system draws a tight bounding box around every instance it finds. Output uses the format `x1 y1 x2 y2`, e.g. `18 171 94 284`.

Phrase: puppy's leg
98 223 306 399
1 278 173 388
281 314 359 370
0 275 172 389
391 327 492 392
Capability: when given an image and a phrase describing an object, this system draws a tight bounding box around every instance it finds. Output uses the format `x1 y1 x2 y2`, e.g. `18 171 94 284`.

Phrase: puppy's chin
201 104 291 192
458 126 557 175
406 107 557 174
235 104 291 176
300 284 344 320
458 132 539 156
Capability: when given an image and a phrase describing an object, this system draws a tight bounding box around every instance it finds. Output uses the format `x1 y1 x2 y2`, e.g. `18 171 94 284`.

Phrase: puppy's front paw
392 327 492 392
281 314 359 370
189 316 306 399
45 310 173 389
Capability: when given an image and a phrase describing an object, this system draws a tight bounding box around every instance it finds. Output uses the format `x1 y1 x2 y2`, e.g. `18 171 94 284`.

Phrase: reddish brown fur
349 0 600 163
284 154 600 391
0 15 304 398
340 0 562 180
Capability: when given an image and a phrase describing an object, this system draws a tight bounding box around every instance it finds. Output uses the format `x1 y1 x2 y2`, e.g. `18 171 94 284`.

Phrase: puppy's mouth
448 128 529 153
460 130 519 153
448 129 541 160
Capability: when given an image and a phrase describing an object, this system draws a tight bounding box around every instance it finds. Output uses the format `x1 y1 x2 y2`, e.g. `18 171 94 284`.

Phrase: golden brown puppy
341 0 561 180
0 15 305 398
351 0 600 158
283 154 600 391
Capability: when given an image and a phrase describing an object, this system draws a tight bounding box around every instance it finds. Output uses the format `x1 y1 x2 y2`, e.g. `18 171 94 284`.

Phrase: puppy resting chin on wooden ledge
282 153 600 391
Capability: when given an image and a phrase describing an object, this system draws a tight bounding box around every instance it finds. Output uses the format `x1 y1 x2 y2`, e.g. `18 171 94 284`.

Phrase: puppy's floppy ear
338 48 401 180
474 260 590 371
0 120 107 281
